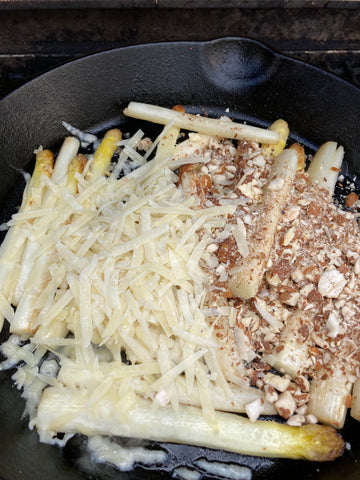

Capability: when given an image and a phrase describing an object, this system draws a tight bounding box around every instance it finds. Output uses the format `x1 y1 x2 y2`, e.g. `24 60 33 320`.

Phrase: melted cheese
194 459 252 480
87 435 167 472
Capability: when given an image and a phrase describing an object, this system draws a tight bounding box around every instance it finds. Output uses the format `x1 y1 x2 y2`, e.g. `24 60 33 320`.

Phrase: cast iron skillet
0 37 359 480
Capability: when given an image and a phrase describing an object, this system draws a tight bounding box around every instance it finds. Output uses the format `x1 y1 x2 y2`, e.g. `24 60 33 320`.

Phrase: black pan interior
0 37 359 480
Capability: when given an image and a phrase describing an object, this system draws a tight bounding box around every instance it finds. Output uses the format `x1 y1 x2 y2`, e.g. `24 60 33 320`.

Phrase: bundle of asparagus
1 103 354 474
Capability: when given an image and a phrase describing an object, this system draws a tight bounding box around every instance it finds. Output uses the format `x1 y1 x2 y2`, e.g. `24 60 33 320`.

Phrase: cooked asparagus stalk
0 292 14 332
265 311 312 378
13 138 80 306
307 362 352 429
11 151 87 335
36 386 344 461
307 141 344 194
10 247 57 334
57 362 276 415
23 149 54 202
66 154 87 194
261 119 289 158
176 378 276 415
11 129 123 335
11 128 121 336
124 102 280 144
155 125 180 163
229 148 298 299
0 149 54 330
350 378 360 421
289 142 306 170
87 129 122 182
101 124 182 203
51 136 80 185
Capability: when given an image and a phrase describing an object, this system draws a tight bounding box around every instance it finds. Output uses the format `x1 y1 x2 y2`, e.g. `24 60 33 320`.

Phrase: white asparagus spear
51 137 80 185
13 138 80 306
307 361 352 429
97 126 183 205
261 119 289 158
265 311 312 378
57 362 276 415
0 292 15 332
36 386 344 461
124 102 280 144
307 141 344 194
175 376 276 415
86 129 122 182
350 378 360 421
65 154 88 194
12 129 121 334
154 124 180 163
11 153 87 335
0 149 54 331
10 248 57 335
229 149 298 299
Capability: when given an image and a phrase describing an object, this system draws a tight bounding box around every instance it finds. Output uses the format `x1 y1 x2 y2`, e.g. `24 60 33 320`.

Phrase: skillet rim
2 36 360 104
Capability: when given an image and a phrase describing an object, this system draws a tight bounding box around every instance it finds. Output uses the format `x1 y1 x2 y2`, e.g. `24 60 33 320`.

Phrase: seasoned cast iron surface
0 38 359 480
